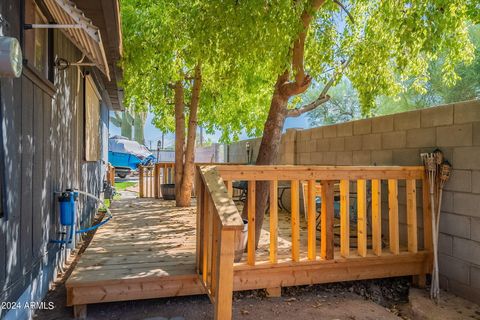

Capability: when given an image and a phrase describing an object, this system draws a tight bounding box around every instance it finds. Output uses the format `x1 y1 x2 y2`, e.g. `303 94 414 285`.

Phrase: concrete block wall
225 99 480 303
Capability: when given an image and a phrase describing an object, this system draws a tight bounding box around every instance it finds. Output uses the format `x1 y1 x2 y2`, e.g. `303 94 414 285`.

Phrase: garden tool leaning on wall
421 149 452 302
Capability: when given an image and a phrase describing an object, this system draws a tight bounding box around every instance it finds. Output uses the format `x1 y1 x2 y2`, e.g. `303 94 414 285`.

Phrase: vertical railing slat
139 166 144 198
195 171 204 273
407 179 418 253
371 179 382 256
357 179 367 257
291 180 300 262
202 191 210 284
307 180 316 261
388 179 400 255
206 197 214 289
210 215 219 298
321 181 334 260
340 179 350 258
226 180 233 197
154 164 159 198
163 164 167 184
269 180 278 264
247 181 256 266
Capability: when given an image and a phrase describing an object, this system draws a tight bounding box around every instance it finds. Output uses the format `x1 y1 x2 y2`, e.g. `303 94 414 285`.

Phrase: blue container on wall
59 191 76 226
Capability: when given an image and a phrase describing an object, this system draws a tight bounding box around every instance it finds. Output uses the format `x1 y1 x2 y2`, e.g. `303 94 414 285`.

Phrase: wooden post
321 180 334 260
340 179 350 258
388 179 399 255
269 180 278 264
202 194 210 284
146 168 150 197
73 304 87 320
307 180 316 261
154 164 159 198
357 179 367 257
139 166 144 198
196 170 205 272
371 179 382 256
214 229 235 320
210 217 219 297
266 287 282 298
407 179 418 253
226 180 233 197
291 180 300 262
163 163 167 184
247 181 256 266
206 197 214 288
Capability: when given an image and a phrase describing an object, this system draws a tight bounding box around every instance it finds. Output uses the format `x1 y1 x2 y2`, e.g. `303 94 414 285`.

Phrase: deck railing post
291 180 300 262
270 180 278 264
320 180 334 260
339 179 350 258
371 179 382 256
388 179 400 255
214 229 235 320
307 180 316 261
139 166 144 198
154 164 160 198
357 179 367 257
196 167 205 273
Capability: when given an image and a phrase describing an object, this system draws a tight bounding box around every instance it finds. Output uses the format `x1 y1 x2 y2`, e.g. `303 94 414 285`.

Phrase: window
24 0 51 79
85 75 101 161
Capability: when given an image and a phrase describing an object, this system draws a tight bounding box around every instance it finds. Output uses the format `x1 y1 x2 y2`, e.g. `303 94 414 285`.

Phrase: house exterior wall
225 99 480 303
0 2 110 318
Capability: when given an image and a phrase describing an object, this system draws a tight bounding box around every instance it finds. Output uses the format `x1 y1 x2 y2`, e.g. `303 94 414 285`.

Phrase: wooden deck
66 198 203 311
67 196 430 315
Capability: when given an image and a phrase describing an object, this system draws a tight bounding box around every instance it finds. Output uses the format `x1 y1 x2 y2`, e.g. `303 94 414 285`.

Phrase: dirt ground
34 281 404 320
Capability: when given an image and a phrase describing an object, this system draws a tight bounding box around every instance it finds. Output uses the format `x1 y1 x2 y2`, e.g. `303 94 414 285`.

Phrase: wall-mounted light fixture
0 36 23 78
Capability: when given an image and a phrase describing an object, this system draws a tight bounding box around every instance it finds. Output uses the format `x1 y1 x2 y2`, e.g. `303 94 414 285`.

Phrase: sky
109 111 311 149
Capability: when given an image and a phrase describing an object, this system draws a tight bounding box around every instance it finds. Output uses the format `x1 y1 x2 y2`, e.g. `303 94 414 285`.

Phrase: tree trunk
177 64 202 207
242 74 289 247
174 81 185 203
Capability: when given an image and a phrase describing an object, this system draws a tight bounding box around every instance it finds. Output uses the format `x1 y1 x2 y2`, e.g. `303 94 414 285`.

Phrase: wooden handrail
138 162 247 198
199 166 244 230
217 165 424 180
196 165 243 320
195 164 432 319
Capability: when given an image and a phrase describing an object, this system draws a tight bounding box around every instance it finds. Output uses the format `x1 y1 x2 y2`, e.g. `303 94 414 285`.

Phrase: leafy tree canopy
122 0 478 140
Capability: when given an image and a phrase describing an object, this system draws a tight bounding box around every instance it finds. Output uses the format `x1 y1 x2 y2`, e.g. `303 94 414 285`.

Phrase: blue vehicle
108 135 156 178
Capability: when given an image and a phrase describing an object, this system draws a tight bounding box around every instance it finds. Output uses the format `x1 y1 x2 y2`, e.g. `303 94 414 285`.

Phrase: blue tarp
108 136 155 169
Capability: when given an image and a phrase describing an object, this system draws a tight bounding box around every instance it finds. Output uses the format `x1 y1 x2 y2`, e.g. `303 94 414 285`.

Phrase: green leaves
121 0 478 139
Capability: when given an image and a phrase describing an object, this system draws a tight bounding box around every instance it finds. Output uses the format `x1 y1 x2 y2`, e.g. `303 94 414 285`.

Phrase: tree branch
287 1 355 118
286 57 351 118
333 0 355 24
291 0 327 85
286 94 331 117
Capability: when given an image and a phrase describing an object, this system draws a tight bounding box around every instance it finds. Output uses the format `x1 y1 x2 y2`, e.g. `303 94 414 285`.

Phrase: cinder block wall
225 99 480 302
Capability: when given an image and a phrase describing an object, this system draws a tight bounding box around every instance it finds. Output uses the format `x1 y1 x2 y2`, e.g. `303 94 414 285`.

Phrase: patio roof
44 0 110 79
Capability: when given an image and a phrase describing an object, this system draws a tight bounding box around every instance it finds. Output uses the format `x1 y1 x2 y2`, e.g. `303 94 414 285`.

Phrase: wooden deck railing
217 165 432 265
196 165 432 319
196 166 244 320
139 162 243 199
107 164 115 186
138 163 175 198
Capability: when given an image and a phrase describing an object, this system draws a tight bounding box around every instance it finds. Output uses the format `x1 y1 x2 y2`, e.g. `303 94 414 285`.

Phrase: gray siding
0 2 108 317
